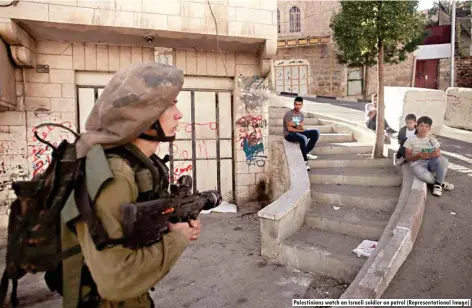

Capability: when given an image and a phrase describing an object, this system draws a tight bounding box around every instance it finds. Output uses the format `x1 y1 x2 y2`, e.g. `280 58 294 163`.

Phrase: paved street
298 96 472 299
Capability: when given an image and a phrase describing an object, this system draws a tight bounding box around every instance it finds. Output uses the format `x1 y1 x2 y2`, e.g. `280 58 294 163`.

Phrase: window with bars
289 6 300 33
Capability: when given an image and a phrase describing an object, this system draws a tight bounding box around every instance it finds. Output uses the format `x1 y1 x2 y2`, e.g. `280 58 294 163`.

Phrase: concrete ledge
339 166 427 300
258 140 311 259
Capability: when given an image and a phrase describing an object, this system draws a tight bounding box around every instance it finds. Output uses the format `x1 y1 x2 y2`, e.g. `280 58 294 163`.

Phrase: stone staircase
268 106 402 283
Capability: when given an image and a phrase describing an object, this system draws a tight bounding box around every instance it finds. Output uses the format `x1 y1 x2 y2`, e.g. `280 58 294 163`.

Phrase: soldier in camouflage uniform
61 63 200 308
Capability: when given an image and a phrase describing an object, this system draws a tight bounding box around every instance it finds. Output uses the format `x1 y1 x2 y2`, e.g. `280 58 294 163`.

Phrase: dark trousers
284 129 320 161
366 115 389 131
396 145 406 159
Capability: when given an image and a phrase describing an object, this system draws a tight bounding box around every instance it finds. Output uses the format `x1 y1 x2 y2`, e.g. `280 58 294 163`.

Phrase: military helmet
76 62 184 158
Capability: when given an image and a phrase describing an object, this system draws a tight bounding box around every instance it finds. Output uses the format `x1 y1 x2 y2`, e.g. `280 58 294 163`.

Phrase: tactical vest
59 143 170 308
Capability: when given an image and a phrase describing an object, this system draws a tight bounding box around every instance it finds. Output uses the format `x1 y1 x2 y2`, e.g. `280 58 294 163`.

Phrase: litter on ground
353 240 378 258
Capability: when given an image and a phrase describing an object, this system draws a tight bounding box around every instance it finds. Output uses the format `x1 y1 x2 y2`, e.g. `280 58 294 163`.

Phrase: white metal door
76 77 234 202
157 90 234 202
274 61 309 95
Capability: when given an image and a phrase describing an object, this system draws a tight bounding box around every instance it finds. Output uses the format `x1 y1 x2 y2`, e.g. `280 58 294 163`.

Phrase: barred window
289 6 300 33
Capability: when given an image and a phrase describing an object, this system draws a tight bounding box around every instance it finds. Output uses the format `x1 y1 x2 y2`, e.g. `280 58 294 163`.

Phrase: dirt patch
303 275 348 299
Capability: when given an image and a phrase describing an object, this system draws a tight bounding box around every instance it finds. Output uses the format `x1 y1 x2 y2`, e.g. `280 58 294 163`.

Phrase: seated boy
394 113 417 166
404 116 454 197
365 93 396 134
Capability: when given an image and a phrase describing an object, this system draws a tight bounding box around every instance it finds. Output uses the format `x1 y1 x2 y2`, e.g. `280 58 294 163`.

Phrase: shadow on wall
256 179 270 209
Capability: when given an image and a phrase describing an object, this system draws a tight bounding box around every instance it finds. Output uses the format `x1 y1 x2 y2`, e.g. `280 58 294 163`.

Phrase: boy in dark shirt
394 113 417 166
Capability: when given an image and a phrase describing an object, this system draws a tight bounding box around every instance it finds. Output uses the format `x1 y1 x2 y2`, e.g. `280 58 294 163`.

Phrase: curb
339 168 427 301
270 100 427 302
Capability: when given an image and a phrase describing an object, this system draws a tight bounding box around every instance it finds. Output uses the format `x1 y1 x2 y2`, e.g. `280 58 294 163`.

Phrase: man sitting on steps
283 96 319 171
365 93 396 134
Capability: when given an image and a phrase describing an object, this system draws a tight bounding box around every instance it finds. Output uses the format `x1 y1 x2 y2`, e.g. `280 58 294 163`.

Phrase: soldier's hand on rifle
189 218 201 241
168 222 193 242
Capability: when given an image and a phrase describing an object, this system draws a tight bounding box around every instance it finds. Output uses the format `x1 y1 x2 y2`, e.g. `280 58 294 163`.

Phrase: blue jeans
411 156 448 184
284 129 320 161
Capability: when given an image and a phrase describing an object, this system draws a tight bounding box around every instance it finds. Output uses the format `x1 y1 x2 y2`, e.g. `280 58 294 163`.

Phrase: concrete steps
280 227 365 283
309 167 401 187
318 133 353 143
308 154 392 168
267 105 401 285
269 125 333 135
311 184 399 211
269 117 321 126
305 203 391 240
269 109 317 119
312 142 372 155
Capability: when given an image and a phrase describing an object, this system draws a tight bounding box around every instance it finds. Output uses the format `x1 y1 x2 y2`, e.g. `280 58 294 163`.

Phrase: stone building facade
273 1 453 99
0 0 278 220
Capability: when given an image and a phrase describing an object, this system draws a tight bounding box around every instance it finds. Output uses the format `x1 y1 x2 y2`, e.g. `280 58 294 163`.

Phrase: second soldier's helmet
75 62 184 158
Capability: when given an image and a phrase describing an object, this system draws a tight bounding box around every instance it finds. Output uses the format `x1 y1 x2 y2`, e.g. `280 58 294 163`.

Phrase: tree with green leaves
330 1 427 158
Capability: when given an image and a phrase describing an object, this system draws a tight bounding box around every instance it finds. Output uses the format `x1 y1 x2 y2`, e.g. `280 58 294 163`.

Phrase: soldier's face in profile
158 98 182 137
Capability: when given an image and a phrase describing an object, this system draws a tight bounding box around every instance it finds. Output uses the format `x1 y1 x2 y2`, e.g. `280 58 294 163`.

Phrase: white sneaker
432 184 443 197
442 182 455 191
306 161 311 171
394 157 405 166
307 154 318 160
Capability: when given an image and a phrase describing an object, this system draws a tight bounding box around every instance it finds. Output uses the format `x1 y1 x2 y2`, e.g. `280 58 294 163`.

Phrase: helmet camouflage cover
76 63 184 158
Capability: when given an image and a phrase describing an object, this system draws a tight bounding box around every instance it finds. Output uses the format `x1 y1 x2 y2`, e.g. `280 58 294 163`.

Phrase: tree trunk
373 41 385 158
363 65 369 99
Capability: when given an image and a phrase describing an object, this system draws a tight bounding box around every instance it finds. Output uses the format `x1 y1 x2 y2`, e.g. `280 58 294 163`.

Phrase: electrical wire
206 0 230 80
0 0 19 7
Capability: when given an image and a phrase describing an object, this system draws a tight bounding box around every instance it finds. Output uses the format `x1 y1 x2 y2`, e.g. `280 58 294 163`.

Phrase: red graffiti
173 164 193 182
177 122 218 134
235 115 267 129
28 121 76 176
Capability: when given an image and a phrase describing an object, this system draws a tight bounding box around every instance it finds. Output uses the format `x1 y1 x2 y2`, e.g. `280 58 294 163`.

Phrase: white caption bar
292 299 471 307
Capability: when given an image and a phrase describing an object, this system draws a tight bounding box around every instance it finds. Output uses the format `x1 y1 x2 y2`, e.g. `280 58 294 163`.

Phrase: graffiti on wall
28 121 77 177
237 75 269 113
236 75 269 167
155 121 218 183
236 114 267 166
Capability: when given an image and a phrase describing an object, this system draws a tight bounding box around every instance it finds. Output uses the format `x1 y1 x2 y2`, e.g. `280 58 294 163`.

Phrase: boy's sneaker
432 184 443 197
306 161 311 171
394 156 405 166
307 154 318 160
442 182 455 191
385 127 397 134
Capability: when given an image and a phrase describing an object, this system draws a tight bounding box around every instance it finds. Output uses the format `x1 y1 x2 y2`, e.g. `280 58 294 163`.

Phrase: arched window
277 9 280 33
289 6 300 33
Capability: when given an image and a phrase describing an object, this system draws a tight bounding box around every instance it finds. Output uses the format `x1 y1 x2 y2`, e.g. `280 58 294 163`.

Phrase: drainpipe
450 0 456 87
411 56 417 87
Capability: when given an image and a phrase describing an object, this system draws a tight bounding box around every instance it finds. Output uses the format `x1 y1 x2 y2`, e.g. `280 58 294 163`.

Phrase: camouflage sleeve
75 158 190 301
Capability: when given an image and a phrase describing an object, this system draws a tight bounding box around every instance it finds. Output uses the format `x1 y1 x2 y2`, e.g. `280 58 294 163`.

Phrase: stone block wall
274 43 347 97
0 39 269 217
234 76 270 204
0 0 277 40
366 55 415 96
438 58 451 91
456 56 472 88
277 1 339 38
444 87 472 131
